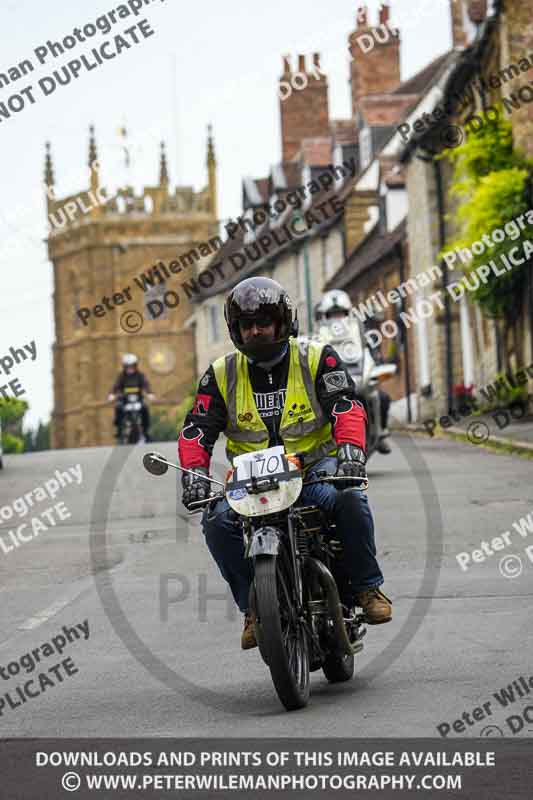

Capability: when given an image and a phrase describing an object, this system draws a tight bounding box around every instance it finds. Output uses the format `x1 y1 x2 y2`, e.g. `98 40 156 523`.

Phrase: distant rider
315 290 392 455
108 354 154 441
177 277 392 650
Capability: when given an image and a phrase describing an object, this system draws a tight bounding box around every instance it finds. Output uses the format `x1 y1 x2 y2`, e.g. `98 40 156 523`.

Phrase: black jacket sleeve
314 344 367 450
177 365 228 469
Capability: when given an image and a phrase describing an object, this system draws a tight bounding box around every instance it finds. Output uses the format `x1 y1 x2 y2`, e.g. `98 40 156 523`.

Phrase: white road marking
17 597 74 631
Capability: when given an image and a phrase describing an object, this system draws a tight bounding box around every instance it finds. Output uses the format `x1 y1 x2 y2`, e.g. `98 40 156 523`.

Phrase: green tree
149 383 197 442
0 398 28 453
442 109 533 322
23 420 51 452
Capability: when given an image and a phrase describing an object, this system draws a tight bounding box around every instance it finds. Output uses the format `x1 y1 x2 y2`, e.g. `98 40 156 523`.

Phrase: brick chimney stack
348 3 401 119
279 53 330 163
379 3 390 24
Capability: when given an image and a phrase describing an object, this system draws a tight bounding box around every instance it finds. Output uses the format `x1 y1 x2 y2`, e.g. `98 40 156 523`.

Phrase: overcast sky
0 0 452 428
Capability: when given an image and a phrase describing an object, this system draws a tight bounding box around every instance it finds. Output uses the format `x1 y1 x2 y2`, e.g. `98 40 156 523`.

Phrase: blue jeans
201 457 384 614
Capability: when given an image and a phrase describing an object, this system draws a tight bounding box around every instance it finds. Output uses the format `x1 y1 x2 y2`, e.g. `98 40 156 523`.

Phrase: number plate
234 445 286 481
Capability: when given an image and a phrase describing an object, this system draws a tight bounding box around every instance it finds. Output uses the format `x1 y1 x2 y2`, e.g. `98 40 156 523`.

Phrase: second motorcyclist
315 290 392 455
177 277 391 650
108 353 154 442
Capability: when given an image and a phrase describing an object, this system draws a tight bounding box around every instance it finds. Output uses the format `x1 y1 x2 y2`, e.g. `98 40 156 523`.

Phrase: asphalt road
0 435 532 737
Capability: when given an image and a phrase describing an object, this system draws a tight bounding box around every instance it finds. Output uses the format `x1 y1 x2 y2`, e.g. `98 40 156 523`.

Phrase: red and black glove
335 444 367 479
181 467 211 510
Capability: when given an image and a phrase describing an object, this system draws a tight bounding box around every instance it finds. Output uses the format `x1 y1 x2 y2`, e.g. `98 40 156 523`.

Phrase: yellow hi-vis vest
212 337 337 465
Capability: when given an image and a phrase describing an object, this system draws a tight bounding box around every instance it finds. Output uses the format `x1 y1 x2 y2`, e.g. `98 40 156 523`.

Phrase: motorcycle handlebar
184 474 368 514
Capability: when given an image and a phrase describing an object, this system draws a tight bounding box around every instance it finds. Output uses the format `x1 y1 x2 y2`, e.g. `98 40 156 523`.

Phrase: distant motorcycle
144 448 368 711
314 317 396 458
119 393 144 444
108 391 146 445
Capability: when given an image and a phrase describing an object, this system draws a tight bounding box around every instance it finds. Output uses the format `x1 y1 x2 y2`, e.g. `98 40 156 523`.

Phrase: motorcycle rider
178 277 391 650
315 290 392 455
108 354 154 441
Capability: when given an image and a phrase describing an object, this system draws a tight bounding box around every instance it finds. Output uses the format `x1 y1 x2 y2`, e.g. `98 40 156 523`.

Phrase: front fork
245 516 306 621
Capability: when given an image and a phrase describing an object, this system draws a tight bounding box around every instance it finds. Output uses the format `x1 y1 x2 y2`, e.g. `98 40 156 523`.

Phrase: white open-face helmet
122 353 138 367
315 290 352 322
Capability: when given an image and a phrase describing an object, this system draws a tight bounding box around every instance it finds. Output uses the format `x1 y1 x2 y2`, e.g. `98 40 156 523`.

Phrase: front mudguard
248 527 282 666
247 526 280 558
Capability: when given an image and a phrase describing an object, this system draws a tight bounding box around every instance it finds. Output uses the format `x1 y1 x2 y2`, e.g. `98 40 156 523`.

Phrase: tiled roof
392 51 453 96
198 170 353 299
358 94 420 126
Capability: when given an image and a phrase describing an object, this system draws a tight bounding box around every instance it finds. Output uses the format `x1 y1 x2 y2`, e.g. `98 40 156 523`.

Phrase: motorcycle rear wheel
253 555 310 711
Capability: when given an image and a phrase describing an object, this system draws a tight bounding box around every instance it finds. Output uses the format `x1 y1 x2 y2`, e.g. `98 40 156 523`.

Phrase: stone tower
47 126 218 449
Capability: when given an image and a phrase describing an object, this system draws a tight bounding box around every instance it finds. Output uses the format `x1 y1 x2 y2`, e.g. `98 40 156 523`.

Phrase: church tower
47 126 218 448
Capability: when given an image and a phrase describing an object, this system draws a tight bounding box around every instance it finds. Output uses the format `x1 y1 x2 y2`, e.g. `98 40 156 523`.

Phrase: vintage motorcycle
143 447 368 711
314 316 396 457
117 392 144 445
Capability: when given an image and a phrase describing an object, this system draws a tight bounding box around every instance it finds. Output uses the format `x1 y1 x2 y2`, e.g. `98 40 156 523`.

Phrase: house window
205 304 220 343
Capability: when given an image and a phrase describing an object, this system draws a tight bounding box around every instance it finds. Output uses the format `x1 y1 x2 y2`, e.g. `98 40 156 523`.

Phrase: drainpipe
395 240 413 423
434 159 454 413
303 236 313 335
294 211 313 334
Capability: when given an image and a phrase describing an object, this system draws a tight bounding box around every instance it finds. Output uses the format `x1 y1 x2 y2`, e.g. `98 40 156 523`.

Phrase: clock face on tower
149 344 176 375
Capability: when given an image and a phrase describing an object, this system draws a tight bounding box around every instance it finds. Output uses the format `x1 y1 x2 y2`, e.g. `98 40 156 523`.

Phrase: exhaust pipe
305 557 359 656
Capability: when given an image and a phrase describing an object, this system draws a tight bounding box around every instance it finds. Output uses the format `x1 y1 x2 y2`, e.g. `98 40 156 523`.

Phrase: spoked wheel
253 554 310 711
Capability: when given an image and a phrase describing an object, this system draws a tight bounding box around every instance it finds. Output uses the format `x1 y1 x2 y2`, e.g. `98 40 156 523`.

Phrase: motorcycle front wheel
253 554 310 711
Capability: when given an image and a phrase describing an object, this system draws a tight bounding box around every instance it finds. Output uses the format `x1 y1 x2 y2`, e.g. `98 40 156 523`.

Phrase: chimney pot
298 54 306 73
379 3 390 25
282 55 291 74
357 5 368 28
313 52 321 67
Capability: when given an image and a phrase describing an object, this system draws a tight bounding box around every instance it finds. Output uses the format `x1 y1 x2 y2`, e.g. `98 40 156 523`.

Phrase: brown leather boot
354 587 392 624
241 613 258 650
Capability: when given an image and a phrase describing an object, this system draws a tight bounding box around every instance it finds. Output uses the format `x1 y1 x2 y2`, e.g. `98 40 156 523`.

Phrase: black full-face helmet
224 276 298 361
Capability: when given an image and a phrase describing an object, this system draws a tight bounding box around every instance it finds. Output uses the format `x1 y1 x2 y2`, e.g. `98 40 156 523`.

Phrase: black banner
1 738 532 799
